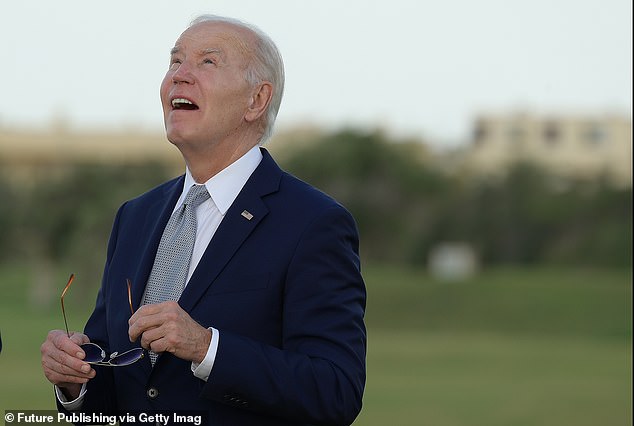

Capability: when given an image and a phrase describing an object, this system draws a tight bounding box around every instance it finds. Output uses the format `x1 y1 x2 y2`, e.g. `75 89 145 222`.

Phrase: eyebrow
200 48 222 55
169 46 224 56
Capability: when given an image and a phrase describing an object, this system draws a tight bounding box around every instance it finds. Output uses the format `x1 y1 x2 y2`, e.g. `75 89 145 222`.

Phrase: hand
41 330 95 400
128 301 211 364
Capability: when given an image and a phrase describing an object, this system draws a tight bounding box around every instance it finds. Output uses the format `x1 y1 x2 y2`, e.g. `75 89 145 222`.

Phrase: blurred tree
282 129 446 262
1 127 630 299
280 129 631 268
8 162 172 307
0 179 17 259
543 180 632 266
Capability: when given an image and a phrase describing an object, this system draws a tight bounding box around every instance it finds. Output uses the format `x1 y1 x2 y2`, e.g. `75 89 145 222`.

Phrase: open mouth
171 98 199 111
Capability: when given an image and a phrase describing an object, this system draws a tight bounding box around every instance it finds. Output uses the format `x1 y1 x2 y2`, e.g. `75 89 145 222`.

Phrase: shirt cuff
191 327 219 382
55 383 87 411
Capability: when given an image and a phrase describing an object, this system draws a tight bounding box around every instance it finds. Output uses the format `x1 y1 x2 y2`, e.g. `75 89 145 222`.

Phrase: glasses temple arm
60 274 75 338
126 279 134 315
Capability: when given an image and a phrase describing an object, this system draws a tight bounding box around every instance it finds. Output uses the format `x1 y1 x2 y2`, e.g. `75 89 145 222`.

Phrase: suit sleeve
201 205 367 425
76 203 127 415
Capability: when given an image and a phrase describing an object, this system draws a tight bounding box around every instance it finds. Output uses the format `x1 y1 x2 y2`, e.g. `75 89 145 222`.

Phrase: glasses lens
81 343 106 363
109 348 144 366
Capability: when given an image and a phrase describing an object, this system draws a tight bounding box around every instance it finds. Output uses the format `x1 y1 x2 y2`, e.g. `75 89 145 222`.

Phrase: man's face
160 21 255 149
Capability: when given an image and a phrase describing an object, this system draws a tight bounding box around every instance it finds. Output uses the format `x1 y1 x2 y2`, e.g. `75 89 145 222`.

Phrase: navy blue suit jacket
75 149 366 425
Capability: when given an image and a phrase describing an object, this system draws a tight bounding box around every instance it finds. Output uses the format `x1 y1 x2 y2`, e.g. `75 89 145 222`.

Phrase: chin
165 129 189 148
165 122 190 143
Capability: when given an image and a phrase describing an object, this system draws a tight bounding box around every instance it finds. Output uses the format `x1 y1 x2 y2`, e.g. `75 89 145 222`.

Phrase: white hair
189 14 285 144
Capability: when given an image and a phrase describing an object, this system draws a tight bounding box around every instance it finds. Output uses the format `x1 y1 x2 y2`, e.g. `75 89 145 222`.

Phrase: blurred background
0 1 631 425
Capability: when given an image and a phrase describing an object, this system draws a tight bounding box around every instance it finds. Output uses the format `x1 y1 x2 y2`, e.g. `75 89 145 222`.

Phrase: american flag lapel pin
241 210 254 221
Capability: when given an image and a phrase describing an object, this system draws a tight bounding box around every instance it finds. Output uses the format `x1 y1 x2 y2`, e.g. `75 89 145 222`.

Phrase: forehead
173 21 255 60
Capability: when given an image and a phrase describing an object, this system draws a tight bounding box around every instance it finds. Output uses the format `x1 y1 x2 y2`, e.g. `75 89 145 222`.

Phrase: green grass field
1 264 631 425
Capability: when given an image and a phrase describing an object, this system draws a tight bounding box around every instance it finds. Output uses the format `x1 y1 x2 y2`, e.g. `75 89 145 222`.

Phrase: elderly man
40 14 366 426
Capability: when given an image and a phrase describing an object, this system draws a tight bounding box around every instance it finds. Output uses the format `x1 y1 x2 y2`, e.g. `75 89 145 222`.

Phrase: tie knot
183 184 210 209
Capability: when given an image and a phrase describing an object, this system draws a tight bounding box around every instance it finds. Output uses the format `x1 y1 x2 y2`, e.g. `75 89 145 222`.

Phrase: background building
1 112 631 188
464 112 632 187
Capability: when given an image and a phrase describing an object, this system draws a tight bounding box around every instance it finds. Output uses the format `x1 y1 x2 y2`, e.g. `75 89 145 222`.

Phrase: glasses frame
60 274 144 367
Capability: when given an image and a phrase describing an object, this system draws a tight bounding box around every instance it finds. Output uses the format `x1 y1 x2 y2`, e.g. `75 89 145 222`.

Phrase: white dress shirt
58 145 263 408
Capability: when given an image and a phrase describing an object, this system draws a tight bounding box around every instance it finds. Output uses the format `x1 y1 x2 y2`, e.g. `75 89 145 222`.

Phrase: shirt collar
178 145 263 215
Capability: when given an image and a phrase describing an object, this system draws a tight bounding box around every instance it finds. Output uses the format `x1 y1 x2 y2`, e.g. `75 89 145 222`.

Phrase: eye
203 58 215 65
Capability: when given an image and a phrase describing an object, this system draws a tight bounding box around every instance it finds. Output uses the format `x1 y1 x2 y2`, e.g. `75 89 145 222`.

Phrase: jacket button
147 388 159 399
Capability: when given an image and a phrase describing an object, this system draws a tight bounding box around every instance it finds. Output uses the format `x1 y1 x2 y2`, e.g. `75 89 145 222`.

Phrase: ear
245 82 273 123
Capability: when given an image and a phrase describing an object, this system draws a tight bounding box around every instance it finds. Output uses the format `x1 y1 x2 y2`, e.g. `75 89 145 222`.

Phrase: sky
1 0 631 148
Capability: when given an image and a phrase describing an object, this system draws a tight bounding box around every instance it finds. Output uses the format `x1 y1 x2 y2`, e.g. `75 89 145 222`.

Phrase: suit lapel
178 149 281 312
142 150 280 372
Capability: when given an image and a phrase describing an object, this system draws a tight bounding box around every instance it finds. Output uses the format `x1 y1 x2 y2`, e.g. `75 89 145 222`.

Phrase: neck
181 139 259 183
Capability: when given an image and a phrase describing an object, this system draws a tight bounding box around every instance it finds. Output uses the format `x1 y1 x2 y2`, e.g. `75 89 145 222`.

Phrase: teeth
172 98 193 107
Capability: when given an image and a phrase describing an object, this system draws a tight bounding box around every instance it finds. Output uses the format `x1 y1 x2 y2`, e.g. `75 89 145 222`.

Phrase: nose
171 61 194 85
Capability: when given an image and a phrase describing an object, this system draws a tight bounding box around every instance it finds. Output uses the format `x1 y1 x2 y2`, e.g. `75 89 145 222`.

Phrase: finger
69 332 91 346
131 301 181 322
41 348 94 386
42 357 94 384
138 319 182 353
142 317 203 358
50 330 86 359
43 331 84 364
129 313 161 342
44 337 94 376
138 323 170 351
128 305 158 341
129 303 162 324
42 364 93 386
129 303 181 342
147 335 175 355
49 346 94 376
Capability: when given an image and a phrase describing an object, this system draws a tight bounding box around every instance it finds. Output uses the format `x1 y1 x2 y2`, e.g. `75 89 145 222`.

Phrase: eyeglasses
61 274 144 367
